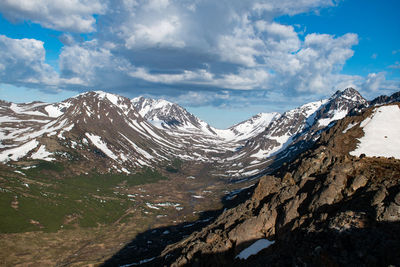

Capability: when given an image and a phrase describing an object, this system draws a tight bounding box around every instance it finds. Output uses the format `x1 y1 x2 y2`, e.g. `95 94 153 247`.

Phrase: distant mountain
129 88 371 179
132 97 284 145
0 91 190 174
370 91 400 106
1 88 395 180
219 88 369 177
214 112 281 142
131 96 218 136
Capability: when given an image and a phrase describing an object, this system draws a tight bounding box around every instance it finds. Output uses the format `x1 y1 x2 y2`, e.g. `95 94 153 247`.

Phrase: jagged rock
395 192 400 206
372 186 388 206
154 103 400 267
252 175 280 202
350 175 368 192
309 170 348 211
382 203 400 222
277 193 307 229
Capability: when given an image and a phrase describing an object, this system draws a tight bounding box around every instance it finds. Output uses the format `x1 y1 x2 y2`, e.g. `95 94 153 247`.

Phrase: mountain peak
330 87 366 102
131 96 215 135
328 88 368 108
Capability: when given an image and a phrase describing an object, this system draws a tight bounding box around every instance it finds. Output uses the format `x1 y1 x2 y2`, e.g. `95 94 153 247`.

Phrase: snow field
350 105 400 159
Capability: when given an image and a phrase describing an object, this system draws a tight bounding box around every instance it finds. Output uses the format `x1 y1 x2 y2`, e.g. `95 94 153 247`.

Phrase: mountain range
1 88 400 266
0 87 375 179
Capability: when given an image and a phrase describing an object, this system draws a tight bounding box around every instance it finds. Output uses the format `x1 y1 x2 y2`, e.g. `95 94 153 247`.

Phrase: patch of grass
22 161 65 177
0 192 38 233
0 166 167 233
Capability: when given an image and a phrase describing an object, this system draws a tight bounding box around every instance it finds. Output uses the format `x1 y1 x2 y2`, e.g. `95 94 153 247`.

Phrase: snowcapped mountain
219 88 369 177
0 88 391 179
131 97 282 144
213 112 280 142
1 91 251 174
312 87 368 127
0 91 193 174
131 96 217 136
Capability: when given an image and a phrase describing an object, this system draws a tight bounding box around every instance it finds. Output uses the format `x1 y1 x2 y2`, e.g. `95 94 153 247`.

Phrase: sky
0 0 399 129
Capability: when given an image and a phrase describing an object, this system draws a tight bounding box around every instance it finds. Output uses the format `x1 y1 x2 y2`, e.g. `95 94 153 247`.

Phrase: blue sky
0 0 399 128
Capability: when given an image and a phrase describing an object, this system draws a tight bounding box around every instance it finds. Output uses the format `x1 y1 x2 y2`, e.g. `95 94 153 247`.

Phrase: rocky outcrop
153 104 400 267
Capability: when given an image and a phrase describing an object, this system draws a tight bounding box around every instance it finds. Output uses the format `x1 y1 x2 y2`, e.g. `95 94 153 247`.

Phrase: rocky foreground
143 104 400 266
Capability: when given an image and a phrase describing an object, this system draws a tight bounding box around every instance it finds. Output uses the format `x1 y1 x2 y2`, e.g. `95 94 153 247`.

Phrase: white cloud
59 40 134 87
217 16 264 67
169 91 231 107
252 0 335 16
363 72 386 92
127 66 270 90
0 0 106 32
128 68 213 84
2 0 398 108
0 35 59 87
361 72 398 93
124 16 185 48
272 33 359 93
144 0 170 11
56 22 359 94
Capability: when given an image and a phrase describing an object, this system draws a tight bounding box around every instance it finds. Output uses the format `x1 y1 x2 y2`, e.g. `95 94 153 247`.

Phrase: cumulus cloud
363 72 386 92
52 0 354 95
361 72 400 93
2 0 398 108
0 35 59 87
0 0 106 32
272 33 359 93
58 40 141 89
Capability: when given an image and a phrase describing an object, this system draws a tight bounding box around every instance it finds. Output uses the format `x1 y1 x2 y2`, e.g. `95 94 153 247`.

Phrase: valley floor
0 161 255 266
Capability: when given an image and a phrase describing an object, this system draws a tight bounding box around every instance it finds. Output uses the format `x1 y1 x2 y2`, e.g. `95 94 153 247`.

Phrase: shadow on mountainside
101 184 256 267
167 221 400 267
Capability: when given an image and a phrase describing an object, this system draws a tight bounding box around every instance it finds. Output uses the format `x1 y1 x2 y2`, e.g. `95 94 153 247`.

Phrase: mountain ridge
0 88 391 179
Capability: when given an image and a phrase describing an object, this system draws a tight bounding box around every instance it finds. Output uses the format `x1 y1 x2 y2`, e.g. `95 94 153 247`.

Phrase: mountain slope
130 90 368 179
0 91 186 174
131 96 282 146
153 103 400 267
214 112 280 142
132 96 217 136
219 88 368 178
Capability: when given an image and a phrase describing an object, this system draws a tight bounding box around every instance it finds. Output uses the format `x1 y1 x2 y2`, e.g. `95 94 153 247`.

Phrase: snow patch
236 239 274 260
31 145 55 161
45 105 64 117
145 203 160 210
342 122 358 134
350 105 400 159
0 139 39 162
85 133 119 161
120 133 154 159
10 103 46 116
318 109 348 127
